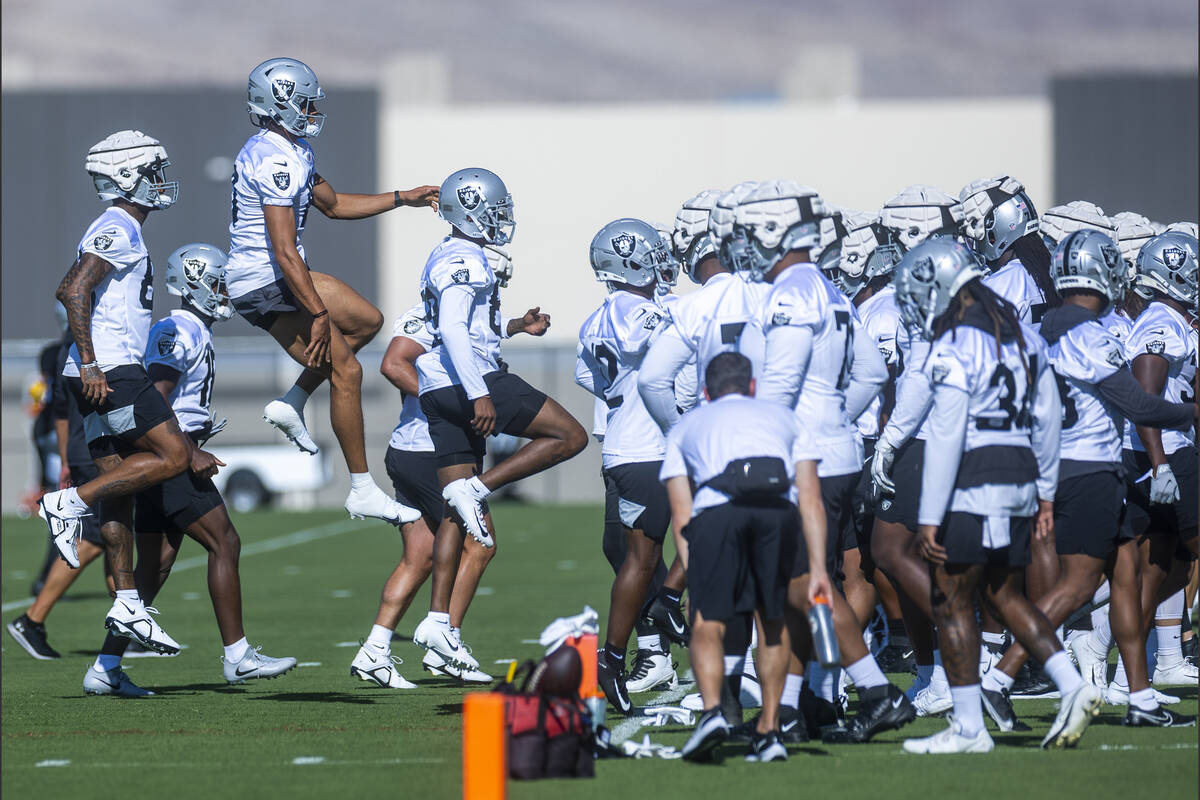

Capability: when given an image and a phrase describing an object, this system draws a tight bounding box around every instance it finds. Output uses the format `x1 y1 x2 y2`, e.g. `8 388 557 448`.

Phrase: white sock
1092 580 1110 606
949 684 985 737
1156 589 1184 621
61 486 90 513
95 654 122 672
981 631 1006 648
224 637 250 663
1043 650 1083 695
637 634 663 653
281 385 310 413
466 475 492 499
366 624 392 650
1054 626 1065 647
427 610 450 626
931 650 948 688
723 655 745 677
1088 607 1112 653
1128 687 1158 712
981 666 1014 694
1155 622 1183 668
844 655 887 691
349 472 376 493
115 589 140 605
782 674 803 708
1112 653 1128 688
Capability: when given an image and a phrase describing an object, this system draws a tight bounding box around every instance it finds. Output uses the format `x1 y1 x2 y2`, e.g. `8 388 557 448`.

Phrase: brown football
527 646 583 698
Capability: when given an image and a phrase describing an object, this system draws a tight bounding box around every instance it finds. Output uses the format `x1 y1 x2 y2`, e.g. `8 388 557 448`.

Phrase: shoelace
629 651 661 680
360 639 404 666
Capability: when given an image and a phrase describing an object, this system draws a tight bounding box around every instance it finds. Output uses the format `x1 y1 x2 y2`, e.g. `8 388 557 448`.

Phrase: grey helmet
651 222 679 291
589 218 675 289
958 176 1039 263
814 210 868 298
1135 231 1198 306
247 58 326 138
1167 221 1198 238
894 238 987 338
709 181 760 270
1039 200 1114 251
880 185 963 253
1113 212 1158 295
728 179 825 281
672 189 723 283
438 168 514 245
165 243 232 321
86 130 178 210
483 244 513 288
1051 230 1126 315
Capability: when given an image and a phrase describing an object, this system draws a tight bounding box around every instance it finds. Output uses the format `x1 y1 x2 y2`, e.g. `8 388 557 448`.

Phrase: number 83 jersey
576 291 668 468
142 309 216 434
1046 315 1127 464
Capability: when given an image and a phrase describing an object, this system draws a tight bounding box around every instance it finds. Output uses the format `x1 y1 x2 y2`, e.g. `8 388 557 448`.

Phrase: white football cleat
1042 683 1102 749
903 717 994 754
263 399 318 454
105 599 180 655
1104 681 1180 705
38 491 86 568
351 643 417 689
1152 658 1198 687
912 682 953 717
422 649 492 683
412 616 479 670
627 650 679 693
345 484 421 526
223 646 297 684
83 664 154 697
1068 633 1108 688
442 478 492 547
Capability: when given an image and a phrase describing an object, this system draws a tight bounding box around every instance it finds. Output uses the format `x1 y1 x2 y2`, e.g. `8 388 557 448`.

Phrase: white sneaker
1042 683 1101 749
905 673 931 702
1152 658 1199 687
1069 633 1109 688
38 491 86 568
903 716 994 754
223 646 297 684
263 399 318 455
351 643 417 689
345 484 421 526
1105 681 1180 705
422 649 493 683
83 664 154 697
978 644 1000 678
912 682 953 717
627 650 678 693
442 478 492 547
105 599 180 655
412 615 479 670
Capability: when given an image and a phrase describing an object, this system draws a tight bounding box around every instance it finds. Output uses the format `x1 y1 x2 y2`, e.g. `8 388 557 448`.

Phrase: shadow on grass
248 691 377 705
433 701 466 716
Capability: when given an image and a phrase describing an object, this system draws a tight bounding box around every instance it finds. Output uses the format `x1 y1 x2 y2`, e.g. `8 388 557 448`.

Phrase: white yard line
610 682 694 743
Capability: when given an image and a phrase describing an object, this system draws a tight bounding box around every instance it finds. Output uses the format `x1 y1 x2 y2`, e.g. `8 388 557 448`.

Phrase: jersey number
489 285 503 337
230 166 239 224
720 322 746 345
834 309 854 390
592 343 623 408
198 346 216 408
1053 370 1079 429
140 260 154 310
979 357 1036 431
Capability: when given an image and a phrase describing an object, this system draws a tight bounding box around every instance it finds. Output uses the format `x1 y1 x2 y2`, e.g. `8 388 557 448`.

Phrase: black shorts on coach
420 371 548 468
232 279 299 331
68 364 175 460
385 446 446 524
1056 469 1130 559
603 461 670 542
937 511 1032 568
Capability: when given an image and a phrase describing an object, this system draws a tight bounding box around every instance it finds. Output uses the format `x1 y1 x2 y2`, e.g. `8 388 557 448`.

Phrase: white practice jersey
854 286 901 439
416 237 502 398
1048 318 1127 464
1125 302 1198 455
576 291 668 468
984 259 1049 329
226 129 316 299
142 309 215 433
64 207 154 376
761 263 862 476
888 320 935 443
389 304 437 453
1101 310 1135 449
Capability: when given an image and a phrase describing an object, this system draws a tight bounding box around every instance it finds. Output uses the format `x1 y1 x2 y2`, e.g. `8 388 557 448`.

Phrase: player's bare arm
1131 352 1171 468
263 204 330 367
55 253 114 404
380 335 425 395
309 173 439 220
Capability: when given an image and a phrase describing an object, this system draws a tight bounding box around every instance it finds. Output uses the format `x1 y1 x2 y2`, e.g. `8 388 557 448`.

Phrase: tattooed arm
56 253 114 405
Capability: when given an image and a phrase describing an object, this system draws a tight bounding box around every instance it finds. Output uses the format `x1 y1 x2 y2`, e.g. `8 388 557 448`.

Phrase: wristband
393 189 402 208
81 361 99 370
312 309 329 320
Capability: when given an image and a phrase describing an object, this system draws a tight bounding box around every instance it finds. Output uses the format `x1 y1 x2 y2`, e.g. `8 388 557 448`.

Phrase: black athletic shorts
937 511 1032 567
232 279 299 331
420 371 548 468
384 446 445 525
67 364 175 460
685 500 797 622
68 461 103 545
818 471 859 578
1056 469 1130 560
135 469 224 535
1122 447 1199 542
603 461 670 543
874 438 924 531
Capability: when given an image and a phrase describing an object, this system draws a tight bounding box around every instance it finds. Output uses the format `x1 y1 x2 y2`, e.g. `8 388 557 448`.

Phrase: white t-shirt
389 304 437 453
1125 301 1198 455
142 309 215 433
1048 317 1126 464
984 259 1049 329
64 207 154 376
854 286 901 439
226 129 316 299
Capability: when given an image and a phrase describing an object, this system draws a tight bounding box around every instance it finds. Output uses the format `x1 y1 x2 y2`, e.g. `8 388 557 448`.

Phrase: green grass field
2 505 1196 800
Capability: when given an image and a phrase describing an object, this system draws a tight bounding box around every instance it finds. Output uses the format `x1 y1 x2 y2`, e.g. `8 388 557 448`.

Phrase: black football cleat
799 686 841 739
1122 706 1196 728
6 614 60 660
744 729 787 762
646 598 690 646
875 642 916 675
597 657 633 716
823 684 915 743
778 704 810 743
982 686 1030 732
682 707 729 762
1010 662 1057 698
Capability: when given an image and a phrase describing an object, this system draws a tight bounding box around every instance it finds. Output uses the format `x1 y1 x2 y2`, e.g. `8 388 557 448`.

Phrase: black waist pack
700 456 790 502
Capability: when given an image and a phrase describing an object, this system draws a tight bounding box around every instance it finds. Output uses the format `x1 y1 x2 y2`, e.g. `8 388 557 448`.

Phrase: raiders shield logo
273 172 291 191
271 78 296 103
772 312 791 326
643 312 663 331
457 186 481 210
93 234 113 251
1147 340 1166 355
611 233 636 259
1162 247 1187 269
403 319 422 335
452 268 471 284
157 333 176 357
1105 348 1125 367
911 256 935 282
183 258 206 282
930 363 950 384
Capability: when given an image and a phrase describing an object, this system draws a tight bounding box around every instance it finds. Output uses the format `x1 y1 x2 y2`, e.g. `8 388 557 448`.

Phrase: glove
1150 463 1180 505
871 440 896 496
538 605 599 653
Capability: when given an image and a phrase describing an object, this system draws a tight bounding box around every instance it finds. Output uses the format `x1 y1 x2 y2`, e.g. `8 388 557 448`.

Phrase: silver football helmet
1051 230 1126 315
728 179 825 281
86 130 178 210
247 58 326 138
1135 231 1198 306
880 185 963 253
651 222 679 290
1039 200 1115 251
672 189 723 283
438 168 515 245
894 238 987 338
589 218 675 289
709 181 761 270
958 176 1039 263
483 244 513 288
166 243 232 321
1167 221 1198 238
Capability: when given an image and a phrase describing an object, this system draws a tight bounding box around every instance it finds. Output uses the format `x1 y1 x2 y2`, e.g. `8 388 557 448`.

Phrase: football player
40 130 193 657
411 168 587 671
892 239 1100 754
84 244 297 695
226 57 438 526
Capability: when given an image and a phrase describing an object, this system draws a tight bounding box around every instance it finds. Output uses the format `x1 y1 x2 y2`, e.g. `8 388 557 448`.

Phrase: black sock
859 684 890 703
887 619 909 645
660 588 682 607
603 645 626 671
